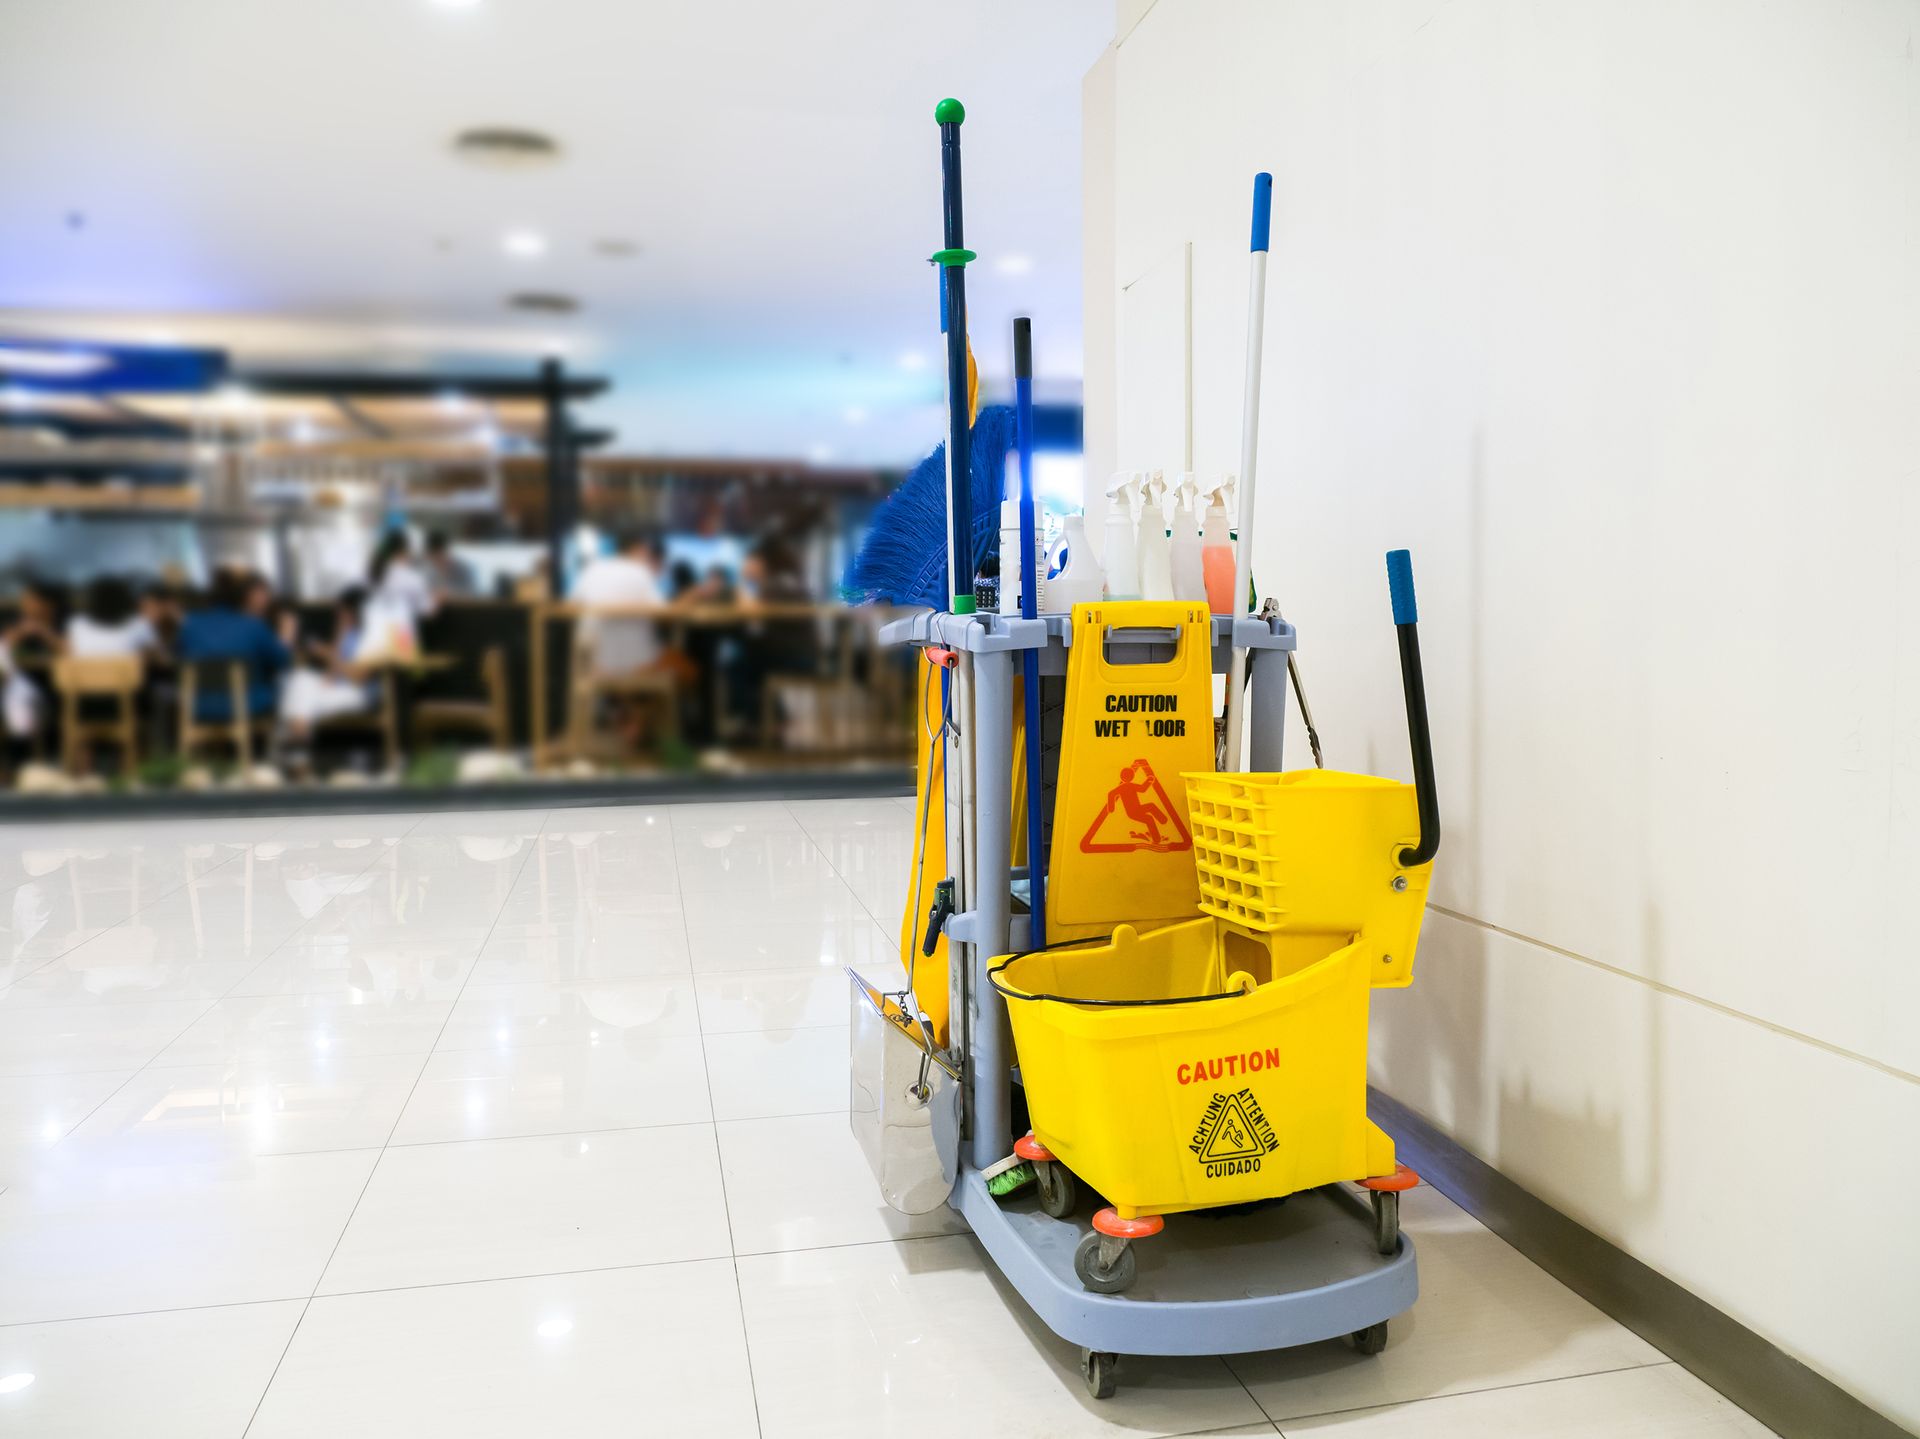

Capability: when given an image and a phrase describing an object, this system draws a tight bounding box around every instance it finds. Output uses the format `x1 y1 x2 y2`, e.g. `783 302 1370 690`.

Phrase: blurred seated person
67 576 157 658
573 532 695 747
177 568 290 725
138 585 183 657
0 581 64 752
423 532 480 600
364 531 436 657
281 586 377 744
731 542 819 735
573 530 671 676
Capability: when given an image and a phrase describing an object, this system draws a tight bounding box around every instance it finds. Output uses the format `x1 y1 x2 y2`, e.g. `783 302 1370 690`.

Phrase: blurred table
526 602 894 769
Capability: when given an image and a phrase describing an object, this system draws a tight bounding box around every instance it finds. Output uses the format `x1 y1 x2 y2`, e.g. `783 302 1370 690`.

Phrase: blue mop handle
1014 317 1044 944
935 98 975 615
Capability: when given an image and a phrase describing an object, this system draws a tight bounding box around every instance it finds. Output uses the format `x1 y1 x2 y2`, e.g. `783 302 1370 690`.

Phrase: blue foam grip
1386 549 1417 625
1250 173 1273 253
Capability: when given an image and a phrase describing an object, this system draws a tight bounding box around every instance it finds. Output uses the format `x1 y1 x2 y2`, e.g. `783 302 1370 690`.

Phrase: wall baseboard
1372 1088 1915 1439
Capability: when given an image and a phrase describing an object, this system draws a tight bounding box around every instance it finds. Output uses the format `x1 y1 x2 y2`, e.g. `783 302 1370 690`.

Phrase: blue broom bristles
846 404 1017 609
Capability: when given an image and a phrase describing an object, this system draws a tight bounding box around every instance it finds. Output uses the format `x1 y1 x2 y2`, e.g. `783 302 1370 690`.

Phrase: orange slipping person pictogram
1080 759 1193 854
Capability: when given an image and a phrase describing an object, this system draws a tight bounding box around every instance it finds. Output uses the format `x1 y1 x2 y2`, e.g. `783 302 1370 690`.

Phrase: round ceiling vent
452 127 562 169
507 291 581 314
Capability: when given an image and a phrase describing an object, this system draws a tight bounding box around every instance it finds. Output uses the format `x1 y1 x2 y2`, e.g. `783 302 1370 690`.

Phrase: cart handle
1387 549 1440 867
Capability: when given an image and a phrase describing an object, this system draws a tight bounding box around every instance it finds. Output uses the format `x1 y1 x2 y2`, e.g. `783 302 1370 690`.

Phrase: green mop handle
933 97 976 615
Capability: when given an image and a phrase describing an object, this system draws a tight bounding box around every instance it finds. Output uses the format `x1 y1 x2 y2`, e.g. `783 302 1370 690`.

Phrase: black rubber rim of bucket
987 940 1247 1010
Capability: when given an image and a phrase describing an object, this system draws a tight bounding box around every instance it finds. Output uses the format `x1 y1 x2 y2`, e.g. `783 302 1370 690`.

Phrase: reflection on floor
0 802 1773 1437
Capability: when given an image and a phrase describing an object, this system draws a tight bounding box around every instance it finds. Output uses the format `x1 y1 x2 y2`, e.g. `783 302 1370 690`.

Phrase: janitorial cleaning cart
847 100 1441 1401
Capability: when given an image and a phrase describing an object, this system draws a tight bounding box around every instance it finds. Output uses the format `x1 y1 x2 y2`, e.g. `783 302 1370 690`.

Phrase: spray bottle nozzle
1104 469 1146 517
1203 473 1237 511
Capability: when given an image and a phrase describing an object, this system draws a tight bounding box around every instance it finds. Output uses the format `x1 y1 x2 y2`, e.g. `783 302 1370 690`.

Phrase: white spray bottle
1043 512 1104 612
1169 472 1205 603
1137 469 1174 601
1201 474 1238 615
1102 470 1143 601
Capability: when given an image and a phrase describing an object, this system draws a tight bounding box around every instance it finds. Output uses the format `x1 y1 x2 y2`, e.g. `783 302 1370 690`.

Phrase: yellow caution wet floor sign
1046 601 1217 943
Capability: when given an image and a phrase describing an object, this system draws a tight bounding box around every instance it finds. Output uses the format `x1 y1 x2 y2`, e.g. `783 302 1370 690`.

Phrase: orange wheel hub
1092 1207 1163 1240
1013 1133 1056 1164
1359 1163 1420 1194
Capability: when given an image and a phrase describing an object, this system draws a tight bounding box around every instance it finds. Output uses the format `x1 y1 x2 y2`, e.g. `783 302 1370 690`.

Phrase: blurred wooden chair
179 658 269 766
313 668 400 775
54 654 143 777
568 630 677 762
413 646 510 752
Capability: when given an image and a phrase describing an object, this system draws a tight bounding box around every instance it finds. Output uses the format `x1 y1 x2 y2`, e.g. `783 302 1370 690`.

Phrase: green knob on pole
934 97 965 126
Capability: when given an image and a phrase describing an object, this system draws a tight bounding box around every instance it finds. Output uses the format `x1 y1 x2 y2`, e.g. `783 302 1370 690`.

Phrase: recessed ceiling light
995 253 1034 277
842 405 868 426
594 238 640 259
536 1318 574 1339
453 127 561 170
506 291 580 314
501 229 547 259
428 0 482 10
0 1374 34 1395
896 350 928 372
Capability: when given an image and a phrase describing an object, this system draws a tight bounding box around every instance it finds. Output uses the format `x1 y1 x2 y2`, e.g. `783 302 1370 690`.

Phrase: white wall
1091 1 1920 1429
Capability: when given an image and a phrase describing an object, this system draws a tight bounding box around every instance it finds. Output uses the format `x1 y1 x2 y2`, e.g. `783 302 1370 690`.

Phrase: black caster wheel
1371 1189 1399 1255
1081 1347 1119 1399
1349 1320 1388 1355
1035 1160 1077 1219
1073 1231 1138 1295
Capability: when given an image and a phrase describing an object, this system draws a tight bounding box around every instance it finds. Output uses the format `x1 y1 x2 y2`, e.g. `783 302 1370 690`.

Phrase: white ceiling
0 0 1110 462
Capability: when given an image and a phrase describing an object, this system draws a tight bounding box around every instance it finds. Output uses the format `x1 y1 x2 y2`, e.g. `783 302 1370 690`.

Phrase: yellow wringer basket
993 769 1434 1220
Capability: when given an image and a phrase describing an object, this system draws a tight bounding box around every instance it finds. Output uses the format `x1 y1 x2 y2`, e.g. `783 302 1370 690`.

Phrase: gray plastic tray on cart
878 610 1296 677
955 1170 1417 1356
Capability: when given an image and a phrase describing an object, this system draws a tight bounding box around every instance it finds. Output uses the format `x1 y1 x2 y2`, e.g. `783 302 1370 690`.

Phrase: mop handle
934 98 976 615
1221 172 1273 770
1387 549 1440 866
1014 317 1045 945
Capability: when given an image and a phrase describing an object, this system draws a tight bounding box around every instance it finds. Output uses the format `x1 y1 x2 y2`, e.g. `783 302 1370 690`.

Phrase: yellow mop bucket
990 917 1396 1219
1183 769 1434 987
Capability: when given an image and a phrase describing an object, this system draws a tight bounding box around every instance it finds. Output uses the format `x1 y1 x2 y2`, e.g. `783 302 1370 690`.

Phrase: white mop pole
1222 172 1272 772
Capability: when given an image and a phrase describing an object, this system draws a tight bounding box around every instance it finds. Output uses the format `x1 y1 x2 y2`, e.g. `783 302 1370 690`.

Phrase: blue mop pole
934 98 975 615
1014 318 1045 946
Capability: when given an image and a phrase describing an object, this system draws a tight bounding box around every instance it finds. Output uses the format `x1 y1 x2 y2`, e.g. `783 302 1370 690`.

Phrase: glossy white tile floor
0 800 1773 1437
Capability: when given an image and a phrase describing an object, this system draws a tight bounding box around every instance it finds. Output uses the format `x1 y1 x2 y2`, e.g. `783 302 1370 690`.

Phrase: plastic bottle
998 500 1024 616
1201 474 1238 615
1169 472 1205 603
1102 471 1143 601
1137 470 1174 601
1042 512 1104 612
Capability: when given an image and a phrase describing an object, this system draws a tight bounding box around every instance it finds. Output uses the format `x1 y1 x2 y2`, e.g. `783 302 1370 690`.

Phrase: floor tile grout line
0 832 262 997
1265 1359 1681 1433
782 800 901 936
238 807 499 1439
52 826 429 1150
0 1232 974 1333
675 808 766 1439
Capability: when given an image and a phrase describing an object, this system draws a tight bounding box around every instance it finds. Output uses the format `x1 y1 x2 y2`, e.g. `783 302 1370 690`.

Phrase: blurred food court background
0 0 1102 809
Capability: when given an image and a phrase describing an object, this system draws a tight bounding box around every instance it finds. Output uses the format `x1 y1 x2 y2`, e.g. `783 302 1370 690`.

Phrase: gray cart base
955 1169 1416 1357
880 608 1418 1389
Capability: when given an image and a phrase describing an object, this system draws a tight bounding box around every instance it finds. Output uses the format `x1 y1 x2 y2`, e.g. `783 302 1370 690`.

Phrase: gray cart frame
878 608 1417 1369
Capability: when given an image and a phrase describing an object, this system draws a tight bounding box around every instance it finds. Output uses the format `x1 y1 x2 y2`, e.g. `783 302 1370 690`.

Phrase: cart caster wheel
1035 1161 1077 1218
1073 1231 1138 1294
1349 1320 1388 1355
1081 1348 1119 1399
1371 1189 1399 1255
